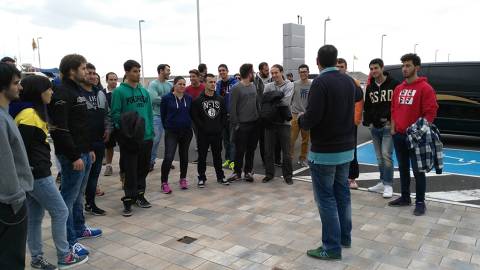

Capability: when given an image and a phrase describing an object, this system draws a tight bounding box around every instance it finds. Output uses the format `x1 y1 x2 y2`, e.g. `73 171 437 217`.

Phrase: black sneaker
122 198 133 217
227 173 241 182
244 172 254 182
414 201 426 216
198 179 206 188
262 176 274 183
217 178 230 185
31 256 57 270
285 177 293 185
86 203 106 216
388 196 412 207
136 194 152 208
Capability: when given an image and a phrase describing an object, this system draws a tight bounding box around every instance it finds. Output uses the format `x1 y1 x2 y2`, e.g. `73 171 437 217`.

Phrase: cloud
4 0 137 29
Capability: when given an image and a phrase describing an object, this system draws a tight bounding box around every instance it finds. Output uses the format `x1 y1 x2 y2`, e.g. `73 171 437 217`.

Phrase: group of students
0 44 441 269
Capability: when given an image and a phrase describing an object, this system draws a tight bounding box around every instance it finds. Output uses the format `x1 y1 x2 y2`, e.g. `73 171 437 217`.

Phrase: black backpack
260 91 285 127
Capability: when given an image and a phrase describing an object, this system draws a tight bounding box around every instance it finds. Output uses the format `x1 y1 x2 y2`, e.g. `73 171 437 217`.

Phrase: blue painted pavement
357 142 480 177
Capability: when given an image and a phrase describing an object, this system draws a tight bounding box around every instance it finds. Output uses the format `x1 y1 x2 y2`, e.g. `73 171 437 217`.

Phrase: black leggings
161 129 193 182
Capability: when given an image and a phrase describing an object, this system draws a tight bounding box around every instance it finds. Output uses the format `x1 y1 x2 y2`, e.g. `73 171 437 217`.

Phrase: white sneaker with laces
383 185 393 198
368 182 384 193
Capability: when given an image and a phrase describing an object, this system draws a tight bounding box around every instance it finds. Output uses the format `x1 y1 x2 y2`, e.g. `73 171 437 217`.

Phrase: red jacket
391 77 438 134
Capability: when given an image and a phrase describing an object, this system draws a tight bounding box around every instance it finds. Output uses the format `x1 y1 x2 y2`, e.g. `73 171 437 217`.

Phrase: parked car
384 62 480 136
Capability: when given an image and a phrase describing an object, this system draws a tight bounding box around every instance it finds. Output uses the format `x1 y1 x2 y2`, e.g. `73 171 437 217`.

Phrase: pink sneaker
162 183 172 194
179 178 188 190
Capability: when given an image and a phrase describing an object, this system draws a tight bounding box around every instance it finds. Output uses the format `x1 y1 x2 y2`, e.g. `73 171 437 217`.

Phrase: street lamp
138 20 145 85
381 34 386 59
448 53 451 62
37 37 42 68
435 49 439 63
414 43 419 53
323 17 331 45
196 0 202 64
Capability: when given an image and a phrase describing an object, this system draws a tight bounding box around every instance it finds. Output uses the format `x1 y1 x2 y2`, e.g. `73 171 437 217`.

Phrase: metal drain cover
177 236 197 244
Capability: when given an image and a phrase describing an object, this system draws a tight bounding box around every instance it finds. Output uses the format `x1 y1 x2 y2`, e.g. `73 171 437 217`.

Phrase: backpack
260 91 285 127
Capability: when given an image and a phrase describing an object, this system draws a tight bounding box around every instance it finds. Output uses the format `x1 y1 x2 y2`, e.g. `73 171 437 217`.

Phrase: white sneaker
368 182 384 193
383 185 393 198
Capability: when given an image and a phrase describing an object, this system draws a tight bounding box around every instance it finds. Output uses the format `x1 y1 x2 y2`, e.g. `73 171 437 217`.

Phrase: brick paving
26 158 480 270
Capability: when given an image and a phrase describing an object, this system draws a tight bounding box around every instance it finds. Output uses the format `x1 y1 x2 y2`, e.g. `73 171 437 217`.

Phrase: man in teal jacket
111 60 154 216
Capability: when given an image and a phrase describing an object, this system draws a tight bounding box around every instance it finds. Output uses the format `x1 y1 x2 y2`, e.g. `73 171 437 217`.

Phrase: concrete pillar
283 23 305 81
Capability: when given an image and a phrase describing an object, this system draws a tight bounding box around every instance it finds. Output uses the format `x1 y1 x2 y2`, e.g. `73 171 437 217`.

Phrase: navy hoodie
160 92 192 130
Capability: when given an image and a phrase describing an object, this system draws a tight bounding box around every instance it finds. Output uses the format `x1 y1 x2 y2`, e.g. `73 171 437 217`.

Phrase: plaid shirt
406 118 444 174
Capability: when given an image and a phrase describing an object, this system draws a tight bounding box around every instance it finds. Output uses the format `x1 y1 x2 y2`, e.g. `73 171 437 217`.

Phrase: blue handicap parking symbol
357 142 480 177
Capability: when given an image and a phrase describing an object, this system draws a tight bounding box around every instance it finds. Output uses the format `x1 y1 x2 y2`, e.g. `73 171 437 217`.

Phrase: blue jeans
58 153 92 246
393 133 426 202
86 147 105 205
27 176 69 262
222 119 235 161
151 115 164 166
370 126 394 186
309 162 352 254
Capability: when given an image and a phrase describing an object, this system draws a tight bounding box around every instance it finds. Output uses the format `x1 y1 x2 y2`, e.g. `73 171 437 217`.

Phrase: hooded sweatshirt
215 77 238 113
160 92 192 130
363 73 399 128
391 77 438 134
111 82 154 141
191 91 226 135
0 106 33 213
81 86 112 149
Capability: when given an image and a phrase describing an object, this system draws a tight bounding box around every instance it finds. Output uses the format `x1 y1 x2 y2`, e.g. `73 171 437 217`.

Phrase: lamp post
138 20 145 85
37 37 42 68
414 43 419 53
435 49 439 63
448 53 450 62
196 0 202 64
381 34 386 59
323 17 331 45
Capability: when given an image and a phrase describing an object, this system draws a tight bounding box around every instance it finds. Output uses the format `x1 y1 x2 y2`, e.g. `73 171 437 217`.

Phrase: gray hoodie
0 106 33 213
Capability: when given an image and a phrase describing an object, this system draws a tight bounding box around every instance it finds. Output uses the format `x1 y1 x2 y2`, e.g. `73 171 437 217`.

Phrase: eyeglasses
299 71 308 73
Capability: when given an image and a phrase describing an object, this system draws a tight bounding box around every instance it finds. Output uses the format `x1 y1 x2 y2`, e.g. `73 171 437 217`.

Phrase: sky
1 0 479 79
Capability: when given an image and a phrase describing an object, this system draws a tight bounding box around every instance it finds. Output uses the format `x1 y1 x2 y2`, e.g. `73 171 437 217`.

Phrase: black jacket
298 70 363 153
363 74 400 128
48 78 91 162
11 104 51 179
117 111 145 153
191 92 227 135
261 91 292 126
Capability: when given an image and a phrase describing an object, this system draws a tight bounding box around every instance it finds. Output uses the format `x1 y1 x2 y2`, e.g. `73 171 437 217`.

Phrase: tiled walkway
27 158 480 270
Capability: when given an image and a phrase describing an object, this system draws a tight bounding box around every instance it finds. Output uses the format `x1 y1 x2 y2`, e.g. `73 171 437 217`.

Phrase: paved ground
158 125 480 206
27 155 480 270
